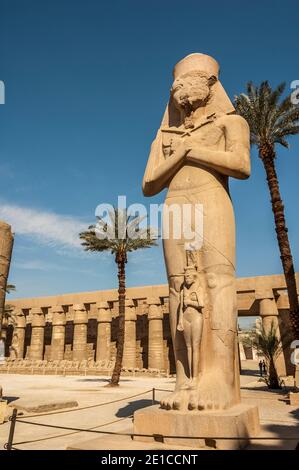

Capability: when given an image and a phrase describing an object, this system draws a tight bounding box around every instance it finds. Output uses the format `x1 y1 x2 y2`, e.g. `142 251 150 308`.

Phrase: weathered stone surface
67 434 200 450
136 52 261 449
143 53 250 412
50 306 66 361
148 298 164 370
122 299 136 369
72 304 88 361
0 400 7 424
289 392 299 406
133 404 260 450
10 399 78 413
96 302 111 362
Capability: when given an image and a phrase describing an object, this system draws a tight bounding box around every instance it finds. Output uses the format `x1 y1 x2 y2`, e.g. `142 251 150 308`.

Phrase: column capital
97 302 112 323
51 305 65 325
73 303 85 311
148 302 163 320
147 297 161 306
73 304 88 324
31 307 43 315
125 298 136 321
52 312 66 326
255 288 274 300
51 304 64 314
13 309 26 328
97 301 110 309
259 297 278 317
31 307 45 327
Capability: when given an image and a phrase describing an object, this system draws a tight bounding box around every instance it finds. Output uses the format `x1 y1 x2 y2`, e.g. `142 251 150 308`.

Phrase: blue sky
1 0 299 303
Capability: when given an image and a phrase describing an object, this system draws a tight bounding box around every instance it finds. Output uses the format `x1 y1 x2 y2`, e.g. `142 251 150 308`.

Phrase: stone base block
0 400 8 424
289 392 299 406
9 399 78 413
67 434 201 450
133 404 260 450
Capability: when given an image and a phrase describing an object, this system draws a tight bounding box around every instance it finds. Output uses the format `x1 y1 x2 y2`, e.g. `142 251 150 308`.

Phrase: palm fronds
79 208 158 259
235 81 299 151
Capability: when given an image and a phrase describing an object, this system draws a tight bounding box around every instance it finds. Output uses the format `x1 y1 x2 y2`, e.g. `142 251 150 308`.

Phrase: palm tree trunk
261 148 299 339
268 357 280 389
109 252 126 386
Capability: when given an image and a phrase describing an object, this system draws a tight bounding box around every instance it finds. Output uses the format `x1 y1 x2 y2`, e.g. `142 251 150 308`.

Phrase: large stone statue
135 53 259 449
143 53 250 412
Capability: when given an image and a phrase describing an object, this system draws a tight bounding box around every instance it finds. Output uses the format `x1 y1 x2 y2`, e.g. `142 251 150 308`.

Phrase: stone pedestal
50 305 66 361
29 307 45 360
72 304 88 361
123 299 136 369
96 302 111 362
289 391 299 406
0 400 8 424
133 404 260 450
147 297 164 370
289 365 299 405
10 309 26 359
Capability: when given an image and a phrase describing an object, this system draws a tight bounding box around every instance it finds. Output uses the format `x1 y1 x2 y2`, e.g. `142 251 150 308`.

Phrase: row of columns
9 298 165 370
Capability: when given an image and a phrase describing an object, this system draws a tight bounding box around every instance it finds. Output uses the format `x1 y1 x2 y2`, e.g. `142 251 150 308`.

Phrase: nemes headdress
160 53 235 128
173 53 219 80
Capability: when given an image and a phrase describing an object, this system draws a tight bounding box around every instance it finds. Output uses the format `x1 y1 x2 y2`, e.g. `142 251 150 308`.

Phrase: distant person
262 360 267 376
259 360 263 377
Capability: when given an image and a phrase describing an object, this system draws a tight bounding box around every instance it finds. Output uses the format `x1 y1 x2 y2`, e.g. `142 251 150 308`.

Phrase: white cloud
0 203 88 249
14 259 97 275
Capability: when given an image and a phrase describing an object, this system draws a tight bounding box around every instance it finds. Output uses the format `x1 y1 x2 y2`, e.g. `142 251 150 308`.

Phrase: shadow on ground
240 368 260 377
241 384 292 394
2 396 19 404
76 378 131 383
116 399 158 418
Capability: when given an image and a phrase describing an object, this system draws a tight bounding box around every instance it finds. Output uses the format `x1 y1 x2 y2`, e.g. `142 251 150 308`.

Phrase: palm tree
248 321 291 389
235 82 299 339
1 284 16 331
5 284 15 294
80 208 157 386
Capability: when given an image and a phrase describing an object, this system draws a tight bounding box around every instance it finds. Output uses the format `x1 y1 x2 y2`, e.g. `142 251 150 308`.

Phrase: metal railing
4 388 299 450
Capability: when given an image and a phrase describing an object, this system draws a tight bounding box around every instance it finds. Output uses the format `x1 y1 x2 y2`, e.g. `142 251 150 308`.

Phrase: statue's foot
187 377 198 391
160 389 187 410
188 371 235 411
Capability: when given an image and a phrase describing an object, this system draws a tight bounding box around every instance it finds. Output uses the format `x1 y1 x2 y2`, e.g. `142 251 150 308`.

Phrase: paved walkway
0 361 298 450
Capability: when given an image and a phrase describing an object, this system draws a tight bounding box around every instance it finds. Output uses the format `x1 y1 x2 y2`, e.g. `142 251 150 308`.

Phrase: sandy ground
0 361 298 450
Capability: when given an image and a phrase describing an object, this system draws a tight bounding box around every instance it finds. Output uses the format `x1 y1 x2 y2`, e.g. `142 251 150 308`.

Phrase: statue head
170 53 219 117
171 70 217 114
159 53 235 130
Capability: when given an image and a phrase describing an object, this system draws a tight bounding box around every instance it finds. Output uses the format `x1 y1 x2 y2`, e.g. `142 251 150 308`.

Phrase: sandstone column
72 304 88 361
147 297 164 370
257 289 286 376
122 298 136 369
0 221 14 338
96 301 112 362
30 307 45 360
10 309 26 359
50 305 66 361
